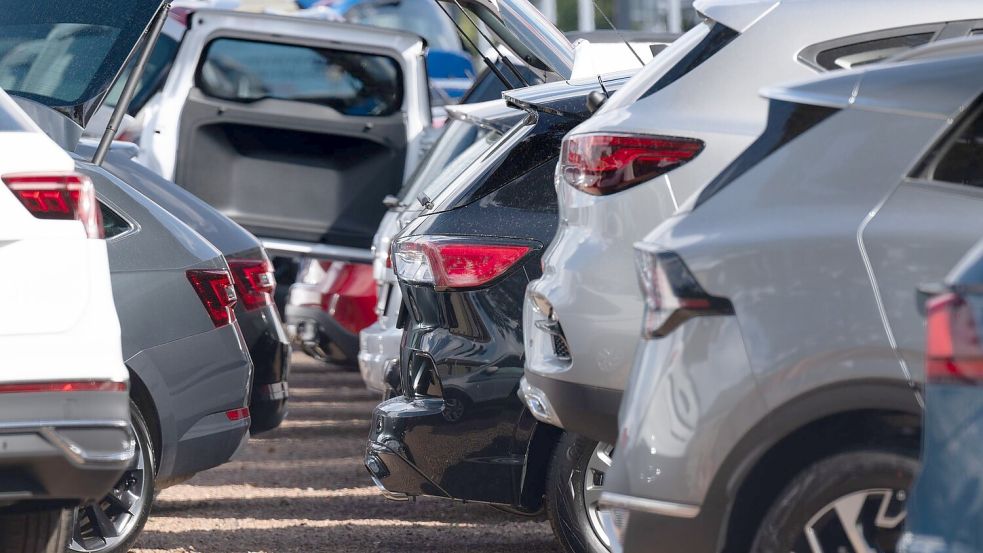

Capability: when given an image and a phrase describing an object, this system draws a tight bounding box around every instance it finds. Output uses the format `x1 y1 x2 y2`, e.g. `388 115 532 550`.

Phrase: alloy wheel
69 422 148 552
582 442 615 549
797 488 907 553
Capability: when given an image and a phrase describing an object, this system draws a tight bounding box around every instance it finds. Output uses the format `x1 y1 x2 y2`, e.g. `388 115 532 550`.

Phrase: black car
365 73 632 552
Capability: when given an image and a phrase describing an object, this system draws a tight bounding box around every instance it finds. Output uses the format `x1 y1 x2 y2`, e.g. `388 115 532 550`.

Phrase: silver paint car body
601 39 983 553
523 0 983 443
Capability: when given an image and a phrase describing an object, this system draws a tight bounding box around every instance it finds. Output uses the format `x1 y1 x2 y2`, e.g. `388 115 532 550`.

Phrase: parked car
358 97 524 393
904 236 983 553
522 0 983 447
291 0 475 104
75 141 290 435
599 36 983 553
0 2 255 550
366 70 635 553
0 89 132 553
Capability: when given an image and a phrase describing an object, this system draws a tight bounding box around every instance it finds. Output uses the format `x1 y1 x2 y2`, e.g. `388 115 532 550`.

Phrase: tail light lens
225 407 250 421
322 262 377 334
4 173 104 238
187 269 237 327
635 247 733 338
926 292 983 383
0 380 127 394
228 259 275 311
393 236 534 290
561 134 704 196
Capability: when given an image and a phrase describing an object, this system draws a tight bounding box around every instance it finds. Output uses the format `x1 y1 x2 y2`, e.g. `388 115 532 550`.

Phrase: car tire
0 508 72 553
546 432 613 553
752 449 917 553
69 400 156 553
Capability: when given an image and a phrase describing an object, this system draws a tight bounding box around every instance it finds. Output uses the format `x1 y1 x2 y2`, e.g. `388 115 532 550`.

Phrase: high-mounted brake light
0 381 127 394
561 134 704 196
228 259 276 311
4 173 104 238
926 292 983 383
635 247 733 338
187 269 237 327
393 236 534 290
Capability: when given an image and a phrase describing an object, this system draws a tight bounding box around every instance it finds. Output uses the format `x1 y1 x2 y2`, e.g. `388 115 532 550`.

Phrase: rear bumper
599 495 719 553
285 304 358 363
358 322 401 394
0 390 133 508
520 372 621 444
238 305 291 435
169 410 251 479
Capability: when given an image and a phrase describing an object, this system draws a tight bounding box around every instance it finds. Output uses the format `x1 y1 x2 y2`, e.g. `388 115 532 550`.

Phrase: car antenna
448 0 532 87
592 0 645 66
93 2 171 166
433 0 516 90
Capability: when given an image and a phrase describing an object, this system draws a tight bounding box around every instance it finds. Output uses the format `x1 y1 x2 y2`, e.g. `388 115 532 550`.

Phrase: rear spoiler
503 69 637 119
445 99 525 133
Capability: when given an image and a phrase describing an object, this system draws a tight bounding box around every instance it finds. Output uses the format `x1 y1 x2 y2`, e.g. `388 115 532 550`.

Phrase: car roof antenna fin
93 2 171 166
447 0 531 87
433 1 516 89
592 0 645 66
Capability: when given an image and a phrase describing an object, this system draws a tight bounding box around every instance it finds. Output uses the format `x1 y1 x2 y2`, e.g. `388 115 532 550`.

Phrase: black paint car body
366 74 631 510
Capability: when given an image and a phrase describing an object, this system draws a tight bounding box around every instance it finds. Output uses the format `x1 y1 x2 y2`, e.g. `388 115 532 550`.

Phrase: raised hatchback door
153 11 429 251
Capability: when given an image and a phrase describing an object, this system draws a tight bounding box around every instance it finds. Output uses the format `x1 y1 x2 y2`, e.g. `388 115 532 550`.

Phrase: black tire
546 432 612 553
69 401 156 553
752 450 918 553
0 508 72 553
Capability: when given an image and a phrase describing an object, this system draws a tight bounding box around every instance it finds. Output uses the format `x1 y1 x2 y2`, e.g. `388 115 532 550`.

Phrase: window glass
398 118 478 200
924 108 983 188
100 203 131 238
345 0 460 52
103 34 180 115
197 38 403 116
815 33 934 70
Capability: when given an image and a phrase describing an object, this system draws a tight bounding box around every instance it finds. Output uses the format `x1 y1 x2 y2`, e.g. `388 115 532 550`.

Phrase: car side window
919 107 983 188
100 202 131 239
196 38 403 117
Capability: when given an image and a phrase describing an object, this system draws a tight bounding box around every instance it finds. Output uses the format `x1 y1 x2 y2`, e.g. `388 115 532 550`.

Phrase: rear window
196 38 403 117
916 102 983 189
103 33 180 115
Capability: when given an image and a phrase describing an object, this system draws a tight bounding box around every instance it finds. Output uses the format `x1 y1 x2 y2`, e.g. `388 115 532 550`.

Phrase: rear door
140 10 429 251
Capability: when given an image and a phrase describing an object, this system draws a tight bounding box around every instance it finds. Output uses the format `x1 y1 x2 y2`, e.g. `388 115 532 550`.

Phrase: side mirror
587 90 608 114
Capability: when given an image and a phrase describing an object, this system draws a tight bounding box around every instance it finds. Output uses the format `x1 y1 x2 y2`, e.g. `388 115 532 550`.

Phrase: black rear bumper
238 304 292 435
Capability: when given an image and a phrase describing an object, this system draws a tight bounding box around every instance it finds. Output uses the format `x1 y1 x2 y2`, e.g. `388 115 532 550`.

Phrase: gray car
0 2 255 551
600 38 983 553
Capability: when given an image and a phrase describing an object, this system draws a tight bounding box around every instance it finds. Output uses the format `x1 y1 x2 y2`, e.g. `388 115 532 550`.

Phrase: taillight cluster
561 133 704 196
186 269 237 328
392 236 534 290
228 258 276 311
635 247 733 338
3 173 104 238
926 292 983 383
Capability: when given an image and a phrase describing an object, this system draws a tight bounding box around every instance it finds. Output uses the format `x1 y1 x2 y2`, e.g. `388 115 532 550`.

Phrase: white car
0 89 132 552
521 0 983 445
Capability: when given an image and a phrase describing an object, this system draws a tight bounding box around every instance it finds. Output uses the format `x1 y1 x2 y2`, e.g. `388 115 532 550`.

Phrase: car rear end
0 94 132 516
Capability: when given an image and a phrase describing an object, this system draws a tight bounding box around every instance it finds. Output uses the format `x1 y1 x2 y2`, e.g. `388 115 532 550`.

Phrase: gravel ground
132 353 560 553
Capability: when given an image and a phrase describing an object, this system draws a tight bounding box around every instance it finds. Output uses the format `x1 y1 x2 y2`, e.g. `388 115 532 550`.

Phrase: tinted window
100 203 131 238
813 33 934 70
103 34 180 115
921 106 983 188
197 38 403 116
0 1 162 109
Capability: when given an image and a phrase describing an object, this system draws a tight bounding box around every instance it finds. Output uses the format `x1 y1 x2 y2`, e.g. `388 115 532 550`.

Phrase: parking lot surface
133 353 560 553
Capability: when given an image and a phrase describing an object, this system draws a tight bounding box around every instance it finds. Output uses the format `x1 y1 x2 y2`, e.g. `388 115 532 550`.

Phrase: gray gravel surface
132 353 560 553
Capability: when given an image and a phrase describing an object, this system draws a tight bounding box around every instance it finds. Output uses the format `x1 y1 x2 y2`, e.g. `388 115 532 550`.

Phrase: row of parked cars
309 0 983 552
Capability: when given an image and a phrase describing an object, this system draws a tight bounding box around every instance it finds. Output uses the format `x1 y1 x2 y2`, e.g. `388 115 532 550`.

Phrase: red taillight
225 407 250 421
635 247 733 338
926 292 983 383
322 262 377 334
393 237 533 290
228 259 276 311
4 173 104 238
187 269 237 327
0 381 127 394
561 134 704 196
